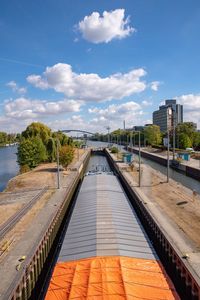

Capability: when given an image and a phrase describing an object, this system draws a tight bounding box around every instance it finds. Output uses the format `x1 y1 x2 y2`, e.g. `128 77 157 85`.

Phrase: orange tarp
45 256 180 300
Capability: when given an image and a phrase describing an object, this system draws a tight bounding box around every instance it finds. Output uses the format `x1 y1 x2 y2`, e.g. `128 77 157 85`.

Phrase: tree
176 122 197 148
0 132 7 145
46 137 56 162
193 132 200 149
178 133 192 149
22 122 51 145
59 145 74 168
17 137 47 169
144 125 162 146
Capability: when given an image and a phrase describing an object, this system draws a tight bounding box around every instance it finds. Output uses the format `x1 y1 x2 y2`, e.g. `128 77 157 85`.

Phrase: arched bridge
61 129 95 135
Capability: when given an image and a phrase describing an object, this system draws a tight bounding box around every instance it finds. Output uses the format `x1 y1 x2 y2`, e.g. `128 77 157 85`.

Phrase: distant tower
123 120 126 130
106 126 110 144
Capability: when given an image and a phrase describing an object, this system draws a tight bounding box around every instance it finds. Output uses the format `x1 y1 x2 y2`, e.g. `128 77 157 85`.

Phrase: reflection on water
0 146 19 191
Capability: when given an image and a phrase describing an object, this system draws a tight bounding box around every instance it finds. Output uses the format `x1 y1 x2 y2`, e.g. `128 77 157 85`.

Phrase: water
87 141 200 194
0 146 19 191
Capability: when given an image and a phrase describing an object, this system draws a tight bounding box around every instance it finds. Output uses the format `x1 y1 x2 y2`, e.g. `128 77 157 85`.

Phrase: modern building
153 99 183 132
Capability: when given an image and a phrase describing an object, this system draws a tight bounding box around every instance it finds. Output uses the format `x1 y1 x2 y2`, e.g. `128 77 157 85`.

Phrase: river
0 146 19 192
0 141 199 194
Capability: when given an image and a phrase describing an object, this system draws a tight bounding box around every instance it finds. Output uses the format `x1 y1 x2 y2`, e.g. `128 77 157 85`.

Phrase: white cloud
177 94 200 110
4 97 83 119
27 63 147 102
6 80 27 94
150 81 160 91
77 9 135 44
89 101 141 118
176 94 200 128
88 101 144 129
142 100 153 107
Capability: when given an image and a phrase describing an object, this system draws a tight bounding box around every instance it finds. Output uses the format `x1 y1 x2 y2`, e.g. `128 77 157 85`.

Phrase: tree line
92 122 200 150
0 132 20 146
17 122 76 173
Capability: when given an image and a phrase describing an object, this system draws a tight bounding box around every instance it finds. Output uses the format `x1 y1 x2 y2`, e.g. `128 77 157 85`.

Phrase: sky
0 0 200 134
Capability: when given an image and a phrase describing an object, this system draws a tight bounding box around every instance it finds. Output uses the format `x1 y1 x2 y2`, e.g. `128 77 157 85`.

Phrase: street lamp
167 125 170 183
167 108 171 183
172 108 176 160
56 137 60 189
138 131 141 187
106 126 110 145
130 131 133 148
133 130 141 186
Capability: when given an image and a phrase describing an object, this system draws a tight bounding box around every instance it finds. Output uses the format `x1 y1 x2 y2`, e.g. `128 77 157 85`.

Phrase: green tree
144 125 162 146
22 122 51 145
176 122 197 148
179 133 192 149
0 132 7 145
17 137 47 169
46 137 56 162
59 145 74 168
193 132 200 148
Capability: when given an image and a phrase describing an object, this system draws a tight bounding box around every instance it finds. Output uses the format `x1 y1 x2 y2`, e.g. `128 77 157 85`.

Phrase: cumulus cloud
142 100 153 107
150 81 160 91
77 9 135 43
4 97 83 119
7 80 27 94
177 94 200 110
176 94 200 127
89 101 141 118
88 101 144 130
27 63 147 102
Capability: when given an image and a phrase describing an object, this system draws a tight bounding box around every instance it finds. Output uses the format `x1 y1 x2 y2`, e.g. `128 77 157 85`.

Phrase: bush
111 147 119 153
20 164 31 174
59 145 74 168
17 137 47 169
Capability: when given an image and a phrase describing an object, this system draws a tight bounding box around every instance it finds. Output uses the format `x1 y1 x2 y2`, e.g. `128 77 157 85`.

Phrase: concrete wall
128 147 200 182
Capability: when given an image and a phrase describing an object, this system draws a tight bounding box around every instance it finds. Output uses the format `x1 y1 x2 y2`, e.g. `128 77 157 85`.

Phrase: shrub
20 164 31 174
59 145 74 168
111 147 119 153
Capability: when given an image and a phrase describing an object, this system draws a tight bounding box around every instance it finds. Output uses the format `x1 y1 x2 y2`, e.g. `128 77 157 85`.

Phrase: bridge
61 129 95 135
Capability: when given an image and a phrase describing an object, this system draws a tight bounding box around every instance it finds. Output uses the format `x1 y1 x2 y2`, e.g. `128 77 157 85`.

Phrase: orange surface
45 256 179 300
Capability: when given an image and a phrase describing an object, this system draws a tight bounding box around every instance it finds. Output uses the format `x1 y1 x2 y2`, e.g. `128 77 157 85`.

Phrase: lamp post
172 108 176 160
167 108 171 183
138 131 141 187
167 126 170 183
130 131 133 148
56 138 60 189
106 126 110 145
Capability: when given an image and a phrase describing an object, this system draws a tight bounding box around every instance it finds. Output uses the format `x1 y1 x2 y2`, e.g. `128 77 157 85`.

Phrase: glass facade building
153 99 183 132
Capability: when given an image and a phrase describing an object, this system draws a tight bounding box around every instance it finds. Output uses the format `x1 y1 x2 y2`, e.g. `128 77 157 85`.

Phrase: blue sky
0 0 200 133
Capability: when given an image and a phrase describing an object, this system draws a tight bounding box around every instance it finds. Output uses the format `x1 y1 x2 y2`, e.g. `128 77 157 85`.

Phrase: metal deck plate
58 174 158 262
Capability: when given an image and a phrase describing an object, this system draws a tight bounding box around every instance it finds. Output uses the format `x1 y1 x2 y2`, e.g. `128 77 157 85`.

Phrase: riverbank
0 148 85 225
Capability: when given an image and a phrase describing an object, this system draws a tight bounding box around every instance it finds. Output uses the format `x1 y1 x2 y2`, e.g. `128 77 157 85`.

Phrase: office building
153 99 183 132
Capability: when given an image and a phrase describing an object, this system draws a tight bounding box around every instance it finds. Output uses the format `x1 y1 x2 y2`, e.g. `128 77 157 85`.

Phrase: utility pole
173 109 176 160
167 126 170 183
106 126 110 145
138 131 141 187
56 138 60 189
130 131 133 148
